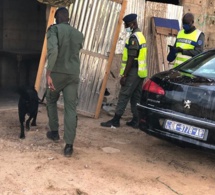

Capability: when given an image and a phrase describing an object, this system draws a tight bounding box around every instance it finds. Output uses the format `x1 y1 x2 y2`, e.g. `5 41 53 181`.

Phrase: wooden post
161 35 168 70
152 17 179 73
94 0 127 119
35 7 56 91
152 18 163 72
152 18 170 72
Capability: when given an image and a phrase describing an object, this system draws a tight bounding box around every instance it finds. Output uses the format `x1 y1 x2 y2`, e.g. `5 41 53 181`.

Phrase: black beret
54 7 68 18
123 13 137 24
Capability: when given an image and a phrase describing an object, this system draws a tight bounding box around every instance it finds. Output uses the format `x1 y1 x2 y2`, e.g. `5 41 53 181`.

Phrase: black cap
54 7 68 18
123 13 137 24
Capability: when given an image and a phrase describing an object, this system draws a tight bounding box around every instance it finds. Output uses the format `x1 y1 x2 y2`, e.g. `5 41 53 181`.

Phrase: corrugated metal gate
37 0 147 118
68 0 122 117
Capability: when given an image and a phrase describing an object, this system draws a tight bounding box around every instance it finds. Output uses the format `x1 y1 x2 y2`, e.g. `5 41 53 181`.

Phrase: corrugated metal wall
68 0 122 117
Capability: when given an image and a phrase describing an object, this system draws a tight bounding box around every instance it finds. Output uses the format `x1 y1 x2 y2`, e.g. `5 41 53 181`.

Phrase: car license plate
164 120 206 140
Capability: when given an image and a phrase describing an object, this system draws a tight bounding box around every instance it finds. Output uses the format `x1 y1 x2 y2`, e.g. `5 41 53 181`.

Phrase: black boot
126 117 139 129
100 114 121 128
64 144 73 157
46 131 60 142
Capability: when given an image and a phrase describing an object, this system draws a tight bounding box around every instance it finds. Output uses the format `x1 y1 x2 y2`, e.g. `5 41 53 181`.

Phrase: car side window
179 52 215 79
193 58 215 79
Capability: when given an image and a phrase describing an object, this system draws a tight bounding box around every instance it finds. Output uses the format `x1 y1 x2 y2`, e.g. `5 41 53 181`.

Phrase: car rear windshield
176 51 215 79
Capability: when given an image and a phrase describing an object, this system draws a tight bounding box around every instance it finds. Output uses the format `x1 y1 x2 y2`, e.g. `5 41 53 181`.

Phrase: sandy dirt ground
0 105 215 195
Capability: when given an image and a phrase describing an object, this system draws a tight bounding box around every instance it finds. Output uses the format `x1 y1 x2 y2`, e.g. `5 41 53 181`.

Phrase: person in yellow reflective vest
167 13 205 67
101 13 147 129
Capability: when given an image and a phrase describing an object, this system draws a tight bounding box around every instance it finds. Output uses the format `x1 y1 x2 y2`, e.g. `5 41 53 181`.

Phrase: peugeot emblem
184 100 191 109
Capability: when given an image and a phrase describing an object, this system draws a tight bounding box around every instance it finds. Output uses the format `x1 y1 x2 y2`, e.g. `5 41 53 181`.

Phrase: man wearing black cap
46 7 84 157
101 13 147 129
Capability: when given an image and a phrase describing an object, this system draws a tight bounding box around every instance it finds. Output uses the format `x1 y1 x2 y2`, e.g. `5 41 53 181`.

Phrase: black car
137 49 215 152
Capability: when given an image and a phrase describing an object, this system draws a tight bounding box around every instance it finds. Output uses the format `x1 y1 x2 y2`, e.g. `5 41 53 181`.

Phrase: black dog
18 86 39 139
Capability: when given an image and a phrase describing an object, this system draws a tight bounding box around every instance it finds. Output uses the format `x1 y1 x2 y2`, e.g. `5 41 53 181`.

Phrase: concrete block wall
181 0 215 50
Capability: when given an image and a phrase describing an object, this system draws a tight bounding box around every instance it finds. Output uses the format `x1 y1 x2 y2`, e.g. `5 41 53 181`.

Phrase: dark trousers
46 72 79 144
115 68 144 118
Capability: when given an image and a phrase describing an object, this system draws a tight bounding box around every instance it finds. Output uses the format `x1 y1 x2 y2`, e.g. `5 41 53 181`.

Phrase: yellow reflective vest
174 29 202 67
120 32 147 78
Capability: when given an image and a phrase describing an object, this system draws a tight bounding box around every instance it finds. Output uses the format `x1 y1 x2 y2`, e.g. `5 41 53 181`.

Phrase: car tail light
142 79 165 95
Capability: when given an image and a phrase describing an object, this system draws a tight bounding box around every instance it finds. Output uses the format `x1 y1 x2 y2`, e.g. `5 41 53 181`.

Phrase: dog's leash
38 89 47 104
